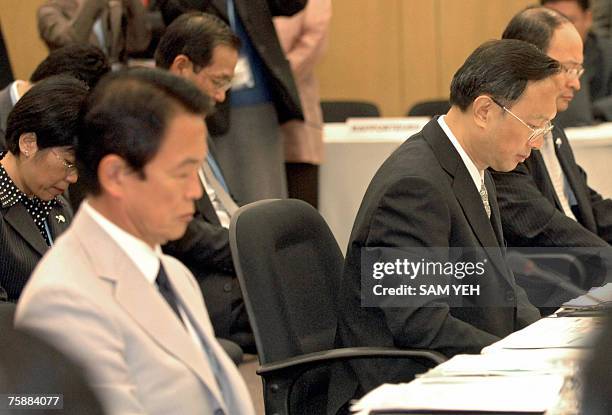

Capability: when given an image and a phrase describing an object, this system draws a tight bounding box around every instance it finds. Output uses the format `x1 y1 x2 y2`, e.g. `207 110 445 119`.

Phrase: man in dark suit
542 0 612 125
159 0 305 203
0 44 110 151
331 39 556 412
155 12 254 351
495 7 612 308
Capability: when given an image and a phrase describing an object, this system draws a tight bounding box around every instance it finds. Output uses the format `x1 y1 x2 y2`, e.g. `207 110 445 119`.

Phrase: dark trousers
285 163 319 209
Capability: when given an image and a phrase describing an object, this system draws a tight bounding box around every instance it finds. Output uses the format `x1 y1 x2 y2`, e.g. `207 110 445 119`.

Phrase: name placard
345 117 430 139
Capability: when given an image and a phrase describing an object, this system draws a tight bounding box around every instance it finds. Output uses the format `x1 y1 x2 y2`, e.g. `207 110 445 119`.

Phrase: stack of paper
562 283 612 308
422 351 583 378
482 316 605 353
351 375 565 414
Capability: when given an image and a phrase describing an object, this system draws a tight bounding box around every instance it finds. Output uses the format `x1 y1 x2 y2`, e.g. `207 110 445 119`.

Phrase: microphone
505 251 606 305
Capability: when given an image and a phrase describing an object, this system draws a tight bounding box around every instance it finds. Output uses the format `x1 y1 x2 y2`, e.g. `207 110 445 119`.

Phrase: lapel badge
55 214 66 223
555 137 562 148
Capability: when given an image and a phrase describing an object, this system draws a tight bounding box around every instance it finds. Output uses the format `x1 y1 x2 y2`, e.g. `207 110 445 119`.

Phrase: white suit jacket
15 207 255 415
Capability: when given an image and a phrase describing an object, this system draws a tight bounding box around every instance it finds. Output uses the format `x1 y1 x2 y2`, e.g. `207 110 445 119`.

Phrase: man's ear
18 133 39 158
168 54 193 76
97 154 132 198
472 95 496 129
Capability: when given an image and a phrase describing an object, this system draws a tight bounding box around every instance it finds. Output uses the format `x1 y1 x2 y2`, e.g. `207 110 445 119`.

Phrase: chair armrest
257 347 446 376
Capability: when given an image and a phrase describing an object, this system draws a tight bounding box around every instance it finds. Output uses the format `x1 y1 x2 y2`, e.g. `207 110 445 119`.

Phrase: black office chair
0 302 105 414
321 100 380 122
406 99 451 117
229 199 446 415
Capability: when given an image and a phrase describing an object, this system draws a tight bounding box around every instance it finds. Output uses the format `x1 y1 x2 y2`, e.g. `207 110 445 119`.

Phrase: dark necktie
155 263 184 326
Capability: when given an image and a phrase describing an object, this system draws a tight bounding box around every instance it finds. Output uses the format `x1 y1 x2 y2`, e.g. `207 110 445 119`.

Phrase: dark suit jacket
331 118 540 412
0 84 13 151
491 124 612 292
159 0 304 135
163 138 242 339
0 196 73 302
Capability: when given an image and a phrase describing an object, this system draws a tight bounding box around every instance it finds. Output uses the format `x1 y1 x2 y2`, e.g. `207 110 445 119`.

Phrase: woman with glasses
0 75 88 302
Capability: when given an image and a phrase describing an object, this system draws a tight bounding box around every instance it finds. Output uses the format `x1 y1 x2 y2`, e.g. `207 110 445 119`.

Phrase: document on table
482 316 604 352
423 350 583 377
562 282 612 307
351 375 564 414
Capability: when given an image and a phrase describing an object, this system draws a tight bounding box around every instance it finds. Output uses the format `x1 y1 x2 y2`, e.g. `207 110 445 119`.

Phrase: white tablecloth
320 121 612 253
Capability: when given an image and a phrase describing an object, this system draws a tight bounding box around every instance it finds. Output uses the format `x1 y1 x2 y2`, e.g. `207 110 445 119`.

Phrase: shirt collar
438 115 484 190
9 80 28 106
82 200 162 285
0 152 60 210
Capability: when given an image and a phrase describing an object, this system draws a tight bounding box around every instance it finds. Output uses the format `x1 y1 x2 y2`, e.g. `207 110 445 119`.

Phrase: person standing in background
274 0 332 208
159 0 305 204
38 0 151 66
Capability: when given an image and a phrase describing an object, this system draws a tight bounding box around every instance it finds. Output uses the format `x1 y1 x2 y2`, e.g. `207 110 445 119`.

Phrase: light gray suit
0 84 14 150
15 206 255 415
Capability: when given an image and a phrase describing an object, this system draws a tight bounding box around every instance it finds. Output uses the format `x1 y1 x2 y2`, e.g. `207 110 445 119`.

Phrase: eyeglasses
51 149 78 176
490 97 553 143
560 62 585 79
209 75 233 92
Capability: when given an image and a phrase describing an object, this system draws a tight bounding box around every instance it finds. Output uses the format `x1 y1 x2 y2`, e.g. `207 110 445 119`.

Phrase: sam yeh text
373 284 480 296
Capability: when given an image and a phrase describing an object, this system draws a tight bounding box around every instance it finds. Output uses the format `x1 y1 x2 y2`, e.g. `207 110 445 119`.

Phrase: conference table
350 283 612 414
320 119 612 253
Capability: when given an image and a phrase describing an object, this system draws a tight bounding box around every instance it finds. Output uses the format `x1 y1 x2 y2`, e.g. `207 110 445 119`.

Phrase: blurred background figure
0 76 88 302
542 0 612 125
592 0 612 37
0 24 13 90
37 0 151 66
0 44 110 150
159 0 306 204
274 0 332 209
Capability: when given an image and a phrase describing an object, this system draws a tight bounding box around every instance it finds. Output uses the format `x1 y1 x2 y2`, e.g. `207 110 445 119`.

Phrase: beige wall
2 0 534 115
316 0 534 116
1 0 48 81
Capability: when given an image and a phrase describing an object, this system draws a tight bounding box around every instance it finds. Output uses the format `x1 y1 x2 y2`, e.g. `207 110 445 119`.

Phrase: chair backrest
229 199 344 365
0 302 105 414
406 99 451 117
321 100 380 122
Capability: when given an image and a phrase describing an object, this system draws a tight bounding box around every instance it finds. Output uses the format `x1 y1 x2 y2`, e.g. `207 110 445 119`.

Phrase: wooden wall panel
316 0 403 116
399 0 439 116
1 0 543 116
437 0 534 98
0 0 48 80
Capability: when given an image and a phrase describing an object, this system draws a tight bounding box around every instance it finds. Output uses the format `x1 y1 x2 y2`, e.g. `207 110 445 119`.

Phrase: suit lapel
3 203 47 256
73 209 226 407
485 172 505 249
0 86 13 136
423 119 511 281
423 120 500 249
46 200 72 244
553 131 598 231
531 148 563 211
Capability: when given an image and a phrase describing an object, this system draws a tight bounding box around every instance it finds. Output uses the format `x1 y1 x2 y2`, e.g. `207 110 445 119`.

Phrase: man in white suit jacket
15 68 255 415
